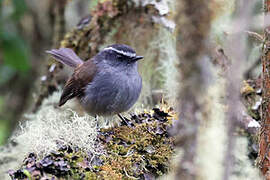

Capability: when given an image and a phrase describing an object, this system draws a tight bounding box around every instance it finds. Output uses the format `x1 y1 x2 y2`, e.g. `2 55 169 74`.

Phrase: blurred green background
0 0 32 144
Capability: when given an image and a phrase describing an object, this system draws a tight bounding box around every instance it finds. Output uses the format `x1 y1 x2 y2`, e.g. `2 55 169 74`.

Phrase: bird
46 44 143 121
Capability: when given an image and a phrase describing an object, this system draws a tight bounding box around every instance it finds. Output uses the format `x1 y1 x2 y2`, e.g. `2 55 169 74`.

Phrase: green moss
94 106 175 179
60 0 137 61
10 105 176 180
84 171 98 179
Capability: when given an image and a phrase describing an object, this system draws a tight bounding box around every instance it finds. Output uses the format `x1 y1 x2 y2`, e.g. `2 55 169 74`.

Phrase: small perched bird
46 44 143 120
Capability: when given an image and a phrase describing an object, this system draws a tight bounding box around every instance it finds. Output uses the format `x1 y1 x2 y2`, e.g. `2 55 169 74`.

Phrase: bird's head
98 44 143 66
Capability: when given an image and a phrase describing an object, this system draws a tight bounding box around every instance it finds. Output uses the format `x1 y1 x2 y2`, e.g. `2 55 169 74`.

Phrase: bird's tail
46 48 84 68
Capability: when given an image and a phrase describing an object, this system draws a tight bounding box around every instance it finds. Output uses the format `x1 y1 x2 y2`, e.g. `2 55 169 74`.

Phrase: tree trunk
259 0 270 178
172 1 212 179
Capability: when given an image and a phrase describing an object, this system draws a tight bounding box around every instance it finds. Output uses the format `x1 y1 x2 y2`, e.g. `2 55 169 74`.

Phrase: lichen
9 105 176 180
230 136 262 180
13 91 98 158
0 91 98 180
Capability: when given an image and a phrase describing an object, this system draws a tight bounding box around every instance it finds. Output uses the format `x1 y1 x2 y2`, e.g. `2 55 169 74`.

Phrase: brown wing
59 60 97 106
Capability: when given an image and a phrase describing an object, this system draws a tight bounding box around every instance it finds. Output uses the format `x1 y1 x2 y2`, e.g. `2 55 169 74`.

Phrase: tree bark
259 0 270 178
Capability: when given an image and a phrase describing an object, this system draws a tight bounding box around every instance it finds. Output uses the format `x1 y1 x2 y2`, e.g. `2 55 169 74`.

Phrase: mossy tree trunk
172 1 212 179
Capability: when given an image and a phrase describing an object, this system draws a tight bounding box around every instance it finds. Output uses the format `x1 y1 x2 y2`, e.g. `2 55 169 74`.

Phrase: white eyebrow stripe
103 47 136 58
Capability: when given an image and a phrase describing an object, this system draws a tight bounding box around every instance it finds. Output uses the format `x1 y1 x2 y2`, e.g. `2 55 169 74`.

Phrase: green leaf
23 169 32 179
0 31 31 73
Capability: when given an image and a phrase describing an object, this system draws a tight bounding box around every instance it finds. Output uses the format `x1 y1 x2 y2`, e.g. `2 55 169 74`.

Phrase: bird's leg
118 113 128 125
105 117 110 126
117 114 125 121
95 115 100 129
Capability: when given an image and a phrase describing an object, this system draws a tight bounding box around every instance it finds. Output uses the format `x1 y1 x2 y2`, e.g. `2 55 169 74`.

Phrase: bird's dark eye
117 54 124 61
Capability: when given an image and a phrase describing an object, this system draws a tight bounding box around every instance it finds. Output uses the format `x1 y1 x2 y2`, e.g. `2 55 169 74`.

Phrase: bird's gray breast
80 66 142 116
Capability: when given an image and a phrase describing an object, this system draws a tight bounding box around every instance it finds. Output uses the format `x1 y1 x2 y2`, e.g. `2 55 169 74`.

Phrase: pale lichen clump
210 0 235 44
0 92 98 180
13 91 98 158
231 136 261 180
196 64 227 180
154 28 179 103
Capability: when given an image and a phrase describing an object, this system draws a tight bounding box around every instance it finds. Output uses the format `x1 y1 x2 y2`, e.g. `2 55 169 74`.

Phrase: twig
123 167 139 179
245 30 264 42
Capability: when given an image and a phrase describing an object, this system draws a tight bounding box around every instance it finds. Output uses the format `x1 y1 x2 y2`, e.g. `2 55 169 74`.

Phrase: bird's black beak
133 56 143 61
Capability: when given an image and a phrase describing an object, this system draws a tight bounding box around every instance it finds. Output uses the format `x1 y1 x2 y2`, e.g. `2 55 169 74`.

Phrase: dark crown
103 44 136 58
